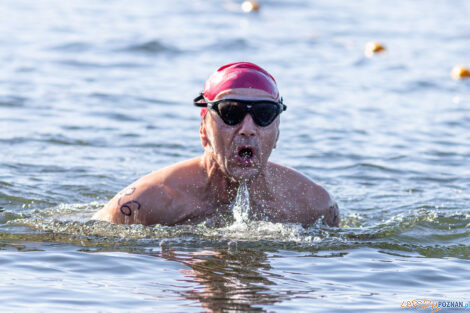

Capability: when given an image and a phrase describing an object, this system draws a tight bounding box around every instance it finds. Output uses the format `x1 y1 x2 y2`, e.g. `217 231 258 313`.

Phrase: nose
238 113 257 137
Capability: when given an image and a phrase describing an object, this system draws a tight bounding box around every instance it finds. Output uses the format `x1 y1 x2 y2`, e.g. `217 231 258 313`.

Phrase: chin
227 166 261 183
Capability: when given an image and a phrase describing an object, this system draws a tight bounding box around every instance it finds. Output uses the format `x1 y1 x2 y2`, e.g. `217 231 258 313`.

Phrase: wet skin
92 109 339 227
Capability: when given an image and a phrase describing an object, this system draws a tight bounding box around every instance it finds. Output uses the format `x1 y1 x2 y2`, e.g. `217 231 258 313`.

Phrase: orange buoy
451 66 470 80
241 0 260 13
364 41 386 57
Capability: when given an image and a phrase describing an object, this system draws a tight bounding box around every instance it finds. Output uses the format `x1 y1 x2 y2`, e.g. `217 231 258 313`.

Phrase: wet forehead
214 88 277 102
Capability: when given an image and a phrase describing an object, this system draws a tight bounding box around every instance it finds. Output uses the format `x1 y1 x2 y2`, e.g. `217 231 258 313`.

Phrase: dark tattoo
120 200 141 216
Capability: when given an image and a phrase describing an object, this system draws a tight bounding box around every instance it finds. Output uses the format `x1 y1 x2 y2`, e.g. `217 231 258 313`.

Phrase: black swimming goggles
193 93 287 127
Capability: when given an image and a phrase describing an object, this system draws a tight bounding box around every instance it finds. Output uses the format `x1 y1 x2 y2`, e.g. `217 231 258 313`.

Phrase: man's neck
199 152 274 205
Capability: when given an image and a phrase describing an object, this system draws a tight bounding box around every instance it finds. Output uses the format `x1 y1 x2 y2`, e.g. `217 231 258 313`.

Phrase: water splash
231 183 251 224
7 200 470 258
222 183 315 243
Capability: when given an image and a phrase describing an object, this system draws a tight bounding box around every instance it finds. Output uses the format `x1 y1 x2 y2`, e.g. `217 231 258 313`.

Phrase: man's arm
92 184 146 225
91 179 177 226
299 179 340 227
92 159 205 226
269 163 340 227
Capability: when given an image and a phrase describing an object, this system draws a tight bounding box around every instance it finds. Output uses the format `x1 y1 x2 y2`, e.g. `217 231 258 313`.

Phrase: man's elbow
91 205 122 224
91 198 145 225
91 208 106 222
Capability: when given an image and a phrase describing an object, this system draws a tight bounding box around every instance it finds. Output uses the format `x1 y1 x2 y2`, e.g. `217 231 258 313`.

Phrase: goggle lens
251 101 280 126
218 101 247 125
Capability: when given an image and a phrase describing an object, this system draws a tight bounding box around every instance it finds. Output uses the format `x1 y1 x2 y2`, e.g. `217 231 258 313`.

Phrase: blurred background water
1 0 470 312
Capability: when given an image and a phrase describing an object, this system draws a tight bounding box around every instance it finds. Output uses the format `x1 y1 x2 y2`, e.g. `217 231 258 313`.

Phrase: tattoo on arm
120 200 141 216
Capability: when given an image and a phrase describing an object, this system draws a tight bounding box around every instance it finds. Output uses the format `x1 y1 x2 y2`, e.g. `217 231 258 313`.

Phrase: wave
0 95 27 107
203 38 253 51
50 42 92 53
119 39 180 54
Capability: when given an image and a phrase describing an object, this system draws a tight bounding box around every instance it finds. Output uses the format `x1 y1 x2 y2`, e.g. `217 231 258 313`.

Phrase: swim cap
198 62 280 118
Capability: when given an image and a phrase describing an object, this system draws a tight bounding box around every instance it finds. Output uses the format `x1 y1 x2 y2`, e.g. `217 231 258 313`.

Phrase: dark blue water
1 0 470 311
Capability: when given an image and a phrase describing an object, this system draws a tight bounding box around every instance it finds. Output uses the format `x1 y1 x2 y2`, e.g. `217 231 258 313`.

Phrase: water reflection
159 246 279 312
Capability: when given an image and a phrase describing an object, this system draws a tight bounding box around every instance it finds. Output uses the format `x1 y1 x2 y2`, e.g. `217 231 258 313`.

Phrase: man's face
201 109 279 182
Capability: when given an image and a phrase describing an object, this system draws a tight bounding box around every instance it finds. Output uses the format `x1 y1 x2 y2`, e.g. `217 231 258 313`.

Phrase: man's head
194 62 286 182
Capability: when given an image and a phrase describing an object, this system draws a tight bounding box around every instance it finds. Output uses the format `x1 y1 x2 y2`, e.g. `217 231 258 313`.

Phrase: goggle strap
194 93 287 115
193 93 207 107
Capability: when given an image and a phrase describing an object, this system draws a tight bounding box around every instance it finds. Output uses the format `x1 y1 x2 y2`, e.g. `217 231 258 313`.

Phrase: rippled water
1 0 470 312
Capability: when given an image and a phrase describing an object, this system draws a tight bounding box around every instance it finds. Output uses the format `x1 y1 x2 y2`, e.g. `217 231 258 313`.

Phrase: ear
274 129 279 149
273 121 280 149
199 120 208 148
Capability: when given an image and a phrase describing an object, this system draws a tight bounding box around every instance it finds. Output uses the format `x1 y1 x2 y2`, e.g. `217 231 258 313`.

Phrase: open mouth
238 147 254 160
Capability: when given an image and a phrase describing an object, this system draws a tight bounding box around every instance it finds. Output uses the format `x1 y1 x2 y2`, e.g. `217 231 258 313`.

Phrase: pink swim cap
198 62 280 118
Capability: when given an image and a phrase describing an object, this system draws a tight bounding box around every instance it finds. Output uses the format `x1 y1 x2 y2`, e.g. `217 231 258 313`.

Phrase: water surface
1 0 470 311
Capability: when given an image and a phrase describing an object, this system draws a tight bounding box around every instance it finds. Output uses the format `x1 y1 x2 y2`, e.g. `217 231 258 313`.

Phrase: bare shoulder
268 162 340 226
268 162 333 207
92 158 202 226
91 171 171 225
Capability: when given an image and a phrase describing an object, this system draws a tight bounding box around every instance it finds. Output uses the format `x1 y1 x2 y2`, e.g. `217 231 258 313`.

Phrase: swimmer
92 62 339 227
